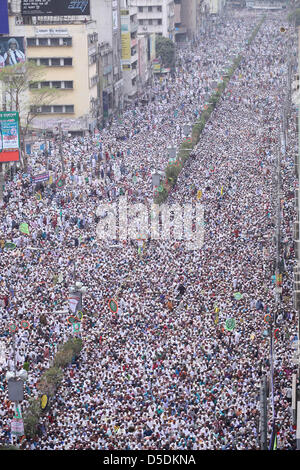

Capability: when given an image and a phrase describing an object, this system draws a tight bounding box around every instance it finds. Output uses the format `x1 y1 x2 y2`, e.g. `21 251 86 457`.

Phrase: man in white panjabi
4 38 25 65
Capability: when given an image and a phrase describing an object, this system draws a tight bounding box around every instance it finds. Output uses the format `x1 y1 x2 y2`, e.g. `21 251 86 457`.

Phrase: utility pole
260 375 268 450
0 163 4 201
58 123 65 173
43 129 49 171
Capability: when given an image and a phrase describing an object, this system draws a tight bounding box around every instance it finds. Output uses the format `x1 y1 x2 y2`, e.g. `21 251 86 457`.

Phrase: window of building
41 105 51 113
158 19 162 25
148 19 152 25
27 38 36 47
29 82 39 89
139 19 143 25
89 54 97 65
49 38 60 46
23 16 33 25
63 58 72 66
53 105 63 113
30 80 74 89
32 105 74 114
65 105 74 113
148 6 152 12
64 81 73 89
40 58 49 66
157 6 162 12
52 58 62 66
38 38 49 46
138 6 143 12
62 37 72 46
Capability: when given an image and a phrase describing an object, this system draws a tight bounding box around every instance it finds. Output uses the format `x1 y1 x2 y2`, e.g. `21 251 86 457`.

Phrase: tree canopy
155 36 176 69
0 61 60 167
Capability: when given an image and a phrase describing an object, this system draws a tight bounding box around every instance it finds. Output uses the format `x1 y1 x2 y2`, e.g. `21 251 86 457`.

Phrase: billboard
0 0 9 34
0 111 20 163
149 34 156 62
0 37 26 68
121 32 131 62
21 0 90 16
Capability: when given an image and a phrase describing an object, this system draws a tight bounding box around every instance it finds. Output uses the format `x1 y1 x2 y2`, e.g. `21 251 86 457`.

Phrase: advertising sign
21 0 90 16
149 34 156 62
121 32 131 62
0 0 9 35
0 111 20 163
0 37 26 67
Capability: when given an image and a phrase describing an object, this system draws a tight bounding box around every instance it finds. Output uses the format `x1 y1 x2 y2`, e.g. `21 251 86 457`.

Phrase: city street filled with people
0 8 298 450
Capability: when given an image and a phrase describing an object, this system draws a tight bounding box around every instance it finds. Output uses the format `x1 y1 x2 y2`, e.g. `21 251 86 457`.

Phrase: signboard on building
21 0 90 16
0 0 9 35
121 32 131 62
0 111 20 163
149 34 156 62
152 61 161 74
0 37 26 67
121 12 131 64
34 28 70 36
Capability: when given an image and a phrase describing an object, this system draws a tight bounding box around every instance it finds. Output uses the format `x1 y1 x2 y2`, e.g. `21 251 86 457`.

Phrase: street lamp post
68 281 87 316
5 329 28 445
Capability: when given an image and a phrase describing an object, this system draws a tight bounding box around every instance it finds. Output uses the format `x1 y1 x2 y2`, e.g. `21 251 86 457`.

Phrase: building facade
1 0 101 134
131 0 175 41
90 0 124 117
99 40 114 122
120 1 139 101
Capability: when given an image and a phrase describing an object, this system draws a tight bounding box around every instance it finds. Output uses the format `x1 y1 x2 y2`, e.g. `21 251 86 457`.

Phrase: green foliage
62 337 83 356
288 8 300 25
0 445 20 450
23 398 42 439
53 349 73 368
43 366 64 385
22 336 83 440
155 36 175 68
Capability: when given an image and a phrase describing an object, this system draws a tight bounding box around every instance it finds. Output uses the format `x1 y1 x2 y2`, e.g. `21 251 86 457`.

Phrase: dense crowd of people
0 8 298 450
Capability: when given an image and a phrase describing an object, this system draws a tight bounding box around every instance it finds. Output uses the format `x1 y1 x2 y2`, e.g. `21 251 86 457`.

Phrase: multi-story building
173 0 195 42
1 0 102 134
173 0 210 43
90 0 124 117
207 0 226 14
99 41 114 122
137 33 151 91
131 0 175 41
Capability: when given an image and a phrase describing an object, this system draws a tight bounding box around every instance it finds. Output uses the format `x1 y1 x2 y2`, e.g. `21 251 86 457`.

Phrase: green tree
155 36 175 69
0 61 60 169
23 398 42 439
288 8 300 25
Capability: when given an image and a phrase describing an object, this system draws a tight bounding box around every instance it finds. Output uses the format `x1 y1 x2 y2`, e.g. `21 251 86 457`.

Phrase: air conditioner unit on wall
15 16 23 25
